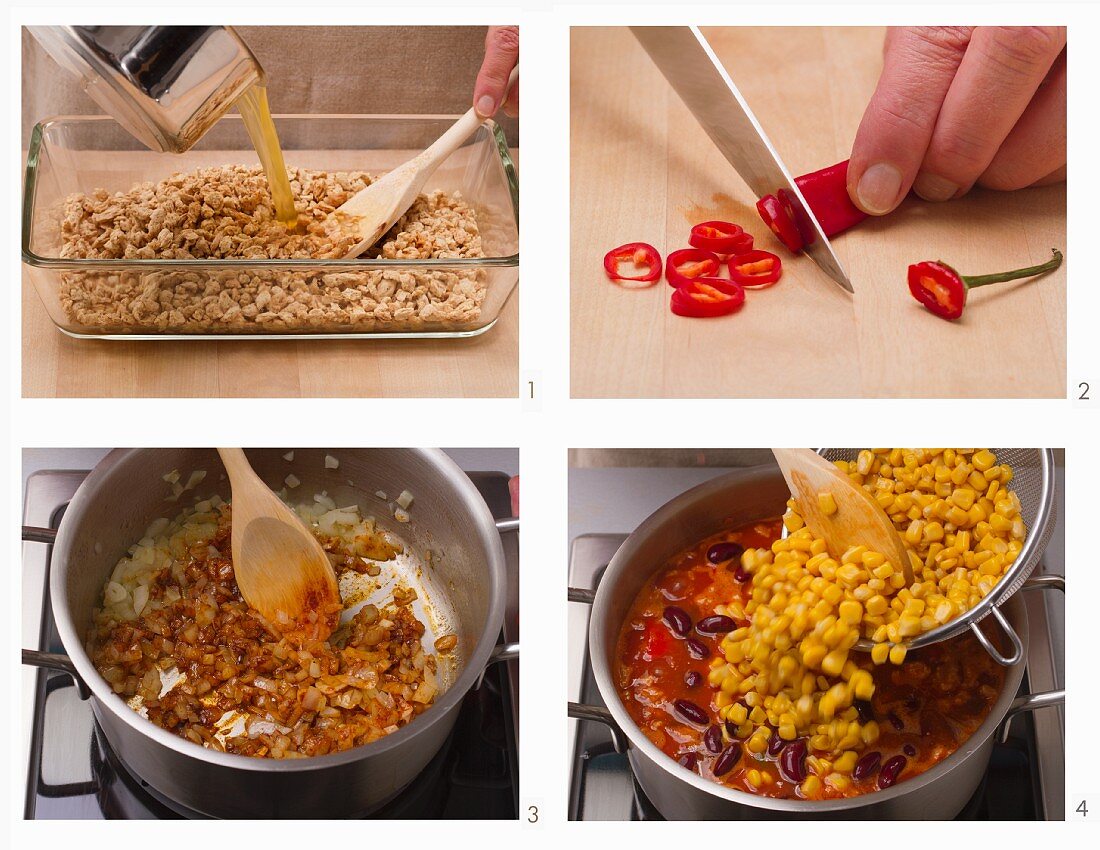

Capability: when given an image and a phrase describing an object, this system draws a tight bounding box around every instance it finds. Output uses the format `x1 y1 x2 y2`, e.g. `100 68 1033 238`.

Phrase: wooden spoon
772 448 915 586
218 448 340 640
329 67 518 258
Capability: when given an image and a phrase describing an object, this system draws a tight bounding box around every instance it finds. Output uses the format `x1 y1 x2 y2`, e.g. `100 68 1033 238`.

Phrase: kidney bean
733 566 752 583
678 752 698 771
704 725 723 754
888 712 904 731
706 542 745 564
712 742 743 777
684 671 703 688
854 699 875 724
767 731 785 757
724 719 744 739
686 638 710 659
852 751 881 781
778 739 808 783
673 699 709 727
662 606 692 638
696 615 736 635
903 744 917 757
878 755 908 789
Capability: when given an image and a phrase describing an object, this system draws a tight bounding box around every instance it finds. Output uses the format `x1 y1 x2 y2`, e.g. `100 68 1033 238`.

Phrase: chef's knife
631 25 854 293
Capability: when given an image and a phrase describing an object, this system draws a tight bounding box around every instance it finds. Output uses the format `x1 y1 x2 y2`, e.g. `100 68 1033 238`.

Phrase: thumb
474 26 519 118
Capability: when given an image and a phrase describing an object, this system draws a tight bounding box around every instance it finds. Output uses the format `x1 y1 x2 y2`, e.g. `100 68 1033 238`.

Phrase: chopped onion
285 474 301 488
283 451 295 461
396 490 414 510
162 469 180 484
324 454 339 469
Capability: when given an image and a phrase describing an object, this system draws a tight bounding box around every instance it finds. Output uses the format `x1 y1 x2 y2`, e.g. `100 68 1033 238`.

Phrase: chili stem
961 249 1063 290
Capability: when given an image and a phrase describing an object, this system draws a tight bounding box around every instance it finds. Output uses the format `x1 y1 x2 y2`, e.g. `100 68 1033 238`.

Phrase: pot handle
569 701 627 754
23 525 58 544
972 573 1065 667
476 641 519 688
999 688 1065 744
495 517 519 535
22 648 91 700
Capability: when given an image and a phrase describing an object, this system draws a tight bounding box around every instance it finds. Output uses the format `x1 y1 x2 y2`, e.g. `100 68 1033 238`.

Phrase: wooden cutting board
22 149 519 399
570 27 1066 398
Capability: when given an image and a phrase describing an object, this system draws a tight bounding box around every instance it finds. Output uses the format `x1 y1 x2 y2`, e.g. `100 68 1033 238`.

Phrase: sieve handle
970 605 1024 666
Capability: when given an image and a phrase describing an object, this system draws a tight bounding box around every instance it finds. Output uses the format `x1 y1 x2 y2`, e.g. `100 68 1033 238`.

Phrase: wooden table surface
22 150 519 399
570 27 1066 399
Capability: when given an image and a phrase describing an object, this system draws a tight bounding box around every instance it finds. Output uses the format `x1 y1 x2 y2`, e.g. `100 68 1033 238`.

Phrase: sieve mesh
816 448 1056 650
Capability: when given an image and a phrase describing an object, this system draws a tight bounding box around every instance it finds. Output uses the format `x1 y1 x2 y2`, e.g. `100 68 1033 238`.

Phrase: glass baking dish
22 114 519 339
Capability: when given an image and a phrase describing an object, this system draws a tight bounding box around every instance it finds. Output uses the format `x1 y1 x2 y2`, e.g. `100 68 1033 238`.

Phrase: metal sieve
815 448 1057 665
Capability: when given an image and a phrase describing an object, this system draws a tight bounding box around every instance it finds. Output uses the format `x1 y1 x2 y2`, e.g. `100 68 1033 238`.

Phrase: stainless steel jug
29 25 263 153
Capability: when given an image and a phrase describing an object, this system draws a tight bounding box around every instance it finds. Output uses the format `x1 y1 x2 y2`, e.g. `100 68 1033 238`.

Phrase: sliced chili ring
756 194 804 253
728 249 782 289
666 248 722 288
670 277 745 318
689 220 753 256
604 242 662 287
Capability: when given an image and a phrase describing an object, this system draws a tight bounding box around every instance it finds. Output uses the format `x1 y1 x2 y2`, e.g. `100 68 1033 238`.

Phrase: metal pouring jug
29 25 263 153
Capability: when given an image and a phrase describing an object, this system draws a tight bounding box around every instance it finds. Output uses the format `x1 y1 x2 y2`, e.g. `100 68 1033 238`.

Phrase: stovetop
568 473 1066 820
22 468 519 820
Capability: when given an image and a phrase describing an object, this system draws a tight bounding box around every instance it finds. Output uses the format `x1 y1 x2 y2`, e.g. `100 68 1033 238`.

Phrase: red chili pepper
796 160 867 238
728 249 782 289
666 248 722 288
689 220 753 256
604 242 662 287
670 277 745 318
755 194 803 253
756 160 869 254
908 249 1063 321
644 622 670 658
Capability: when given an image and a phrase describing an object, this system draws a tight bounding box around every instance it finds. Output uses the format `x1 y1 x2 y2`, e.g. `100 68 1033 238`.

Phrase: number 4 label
1076 799 1088 818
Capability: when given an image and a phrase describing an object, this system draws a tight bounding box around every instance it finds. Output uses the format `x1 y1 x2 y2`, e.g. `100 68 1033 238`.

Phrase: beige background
21 26 518 146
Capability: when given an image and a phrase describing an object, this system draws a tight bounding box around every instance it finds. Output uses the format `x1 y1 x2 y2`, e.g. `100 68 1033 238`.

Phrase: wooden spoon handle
420 66 519 171
217 447 261 487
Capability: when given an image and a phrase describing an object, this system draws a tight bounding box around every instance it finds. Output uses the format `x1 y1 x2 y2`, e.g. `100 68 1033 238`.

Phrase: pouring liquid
235 85 300 230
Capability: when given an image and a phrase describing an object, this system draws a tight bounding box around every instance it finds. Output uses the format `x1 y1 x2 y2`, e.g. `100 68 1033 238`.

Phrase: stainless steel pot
23 448 519 818
569 464 1064 819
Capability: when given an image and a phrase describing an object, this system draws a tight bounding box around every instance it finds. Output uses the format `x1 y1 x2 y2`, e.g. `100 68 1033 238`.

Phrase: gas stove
22 468 519 820
567 467 1065 821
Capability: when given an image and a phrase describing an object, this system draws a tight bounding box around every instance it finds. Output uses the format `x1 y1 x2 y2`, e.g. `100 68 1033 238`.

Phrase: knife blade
631 25 853 293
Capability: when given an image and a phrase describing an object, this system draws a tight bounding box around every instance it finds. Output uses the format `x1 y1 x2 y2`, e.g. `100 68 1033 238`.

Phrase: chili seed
686 638 710 659
673 699 709 727
778 739 808 783
678 752 698 771
706 542 745 565
852 751 881 781
888 712 904 731
733 566 751 584
854 699 875 724
696 615 736 636
766 731 785 757
713 742 743 777
684 671 703 688
878 755 908 789
704 725 723 754
903 744 917 757
662 606 692 638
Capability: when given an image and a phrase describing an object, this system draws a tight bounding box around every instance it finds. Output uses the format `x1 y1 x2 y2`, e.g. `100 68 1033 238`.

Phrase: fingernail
856 162 904 215
476 95 496 117
913 172 959 202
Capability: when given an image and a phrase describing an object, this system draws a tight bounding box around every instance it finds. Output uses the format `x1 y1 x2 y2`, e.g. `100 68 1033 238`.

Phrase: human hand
848 26 1066 215
474 26 519 119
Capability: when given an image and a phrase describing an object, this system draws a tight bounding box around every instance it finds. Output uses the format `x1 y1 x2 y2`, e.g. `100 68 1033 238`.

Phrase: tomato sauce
615 519 1007 800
